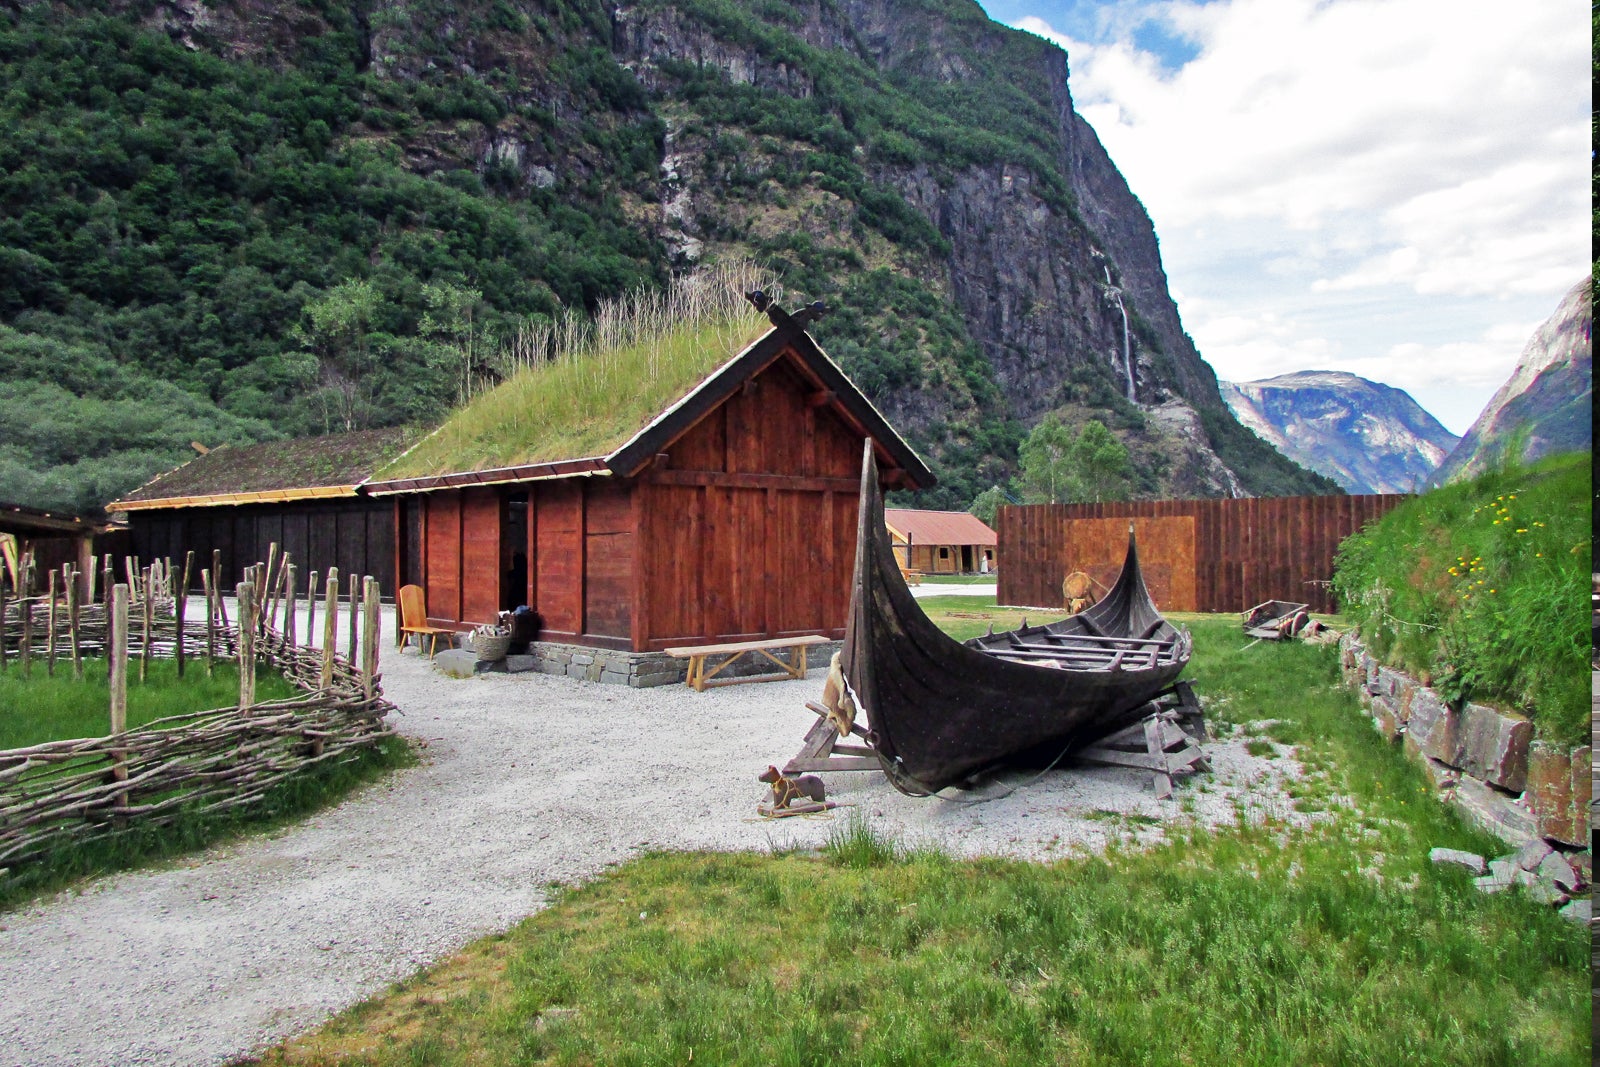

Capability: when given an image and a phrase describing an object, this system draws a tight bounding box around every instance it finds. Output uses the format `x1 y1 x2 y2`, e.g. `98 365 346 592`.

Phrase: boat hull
840 445 1191 794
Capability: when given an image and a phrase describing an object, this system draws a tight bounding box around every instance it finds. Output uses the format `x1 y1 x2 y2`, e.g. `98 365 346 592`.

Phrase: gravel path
0 614 1305 1066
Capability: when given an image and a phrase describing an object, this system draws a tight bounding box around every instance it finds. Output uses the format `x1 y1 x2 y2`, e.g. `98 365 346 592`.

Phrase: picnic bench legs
686 643 811 691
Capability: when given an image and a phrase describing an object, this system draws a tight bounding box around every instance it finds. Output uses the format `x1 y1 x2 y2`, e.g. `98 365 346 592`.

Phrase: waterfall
1101 266 1136 403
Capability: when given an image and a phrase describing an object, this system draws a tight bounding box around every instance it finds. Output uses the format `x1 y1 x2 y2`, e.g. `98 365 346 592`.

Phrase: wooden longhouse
884 508 998 575
111 303 933 670
365 303 932 654
108 428 418 592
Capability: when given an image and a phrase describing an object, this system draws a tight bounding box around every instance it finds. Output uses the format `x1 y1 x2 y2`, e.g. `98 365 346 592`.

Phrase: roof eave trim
364 457 611 496
107 484 361 512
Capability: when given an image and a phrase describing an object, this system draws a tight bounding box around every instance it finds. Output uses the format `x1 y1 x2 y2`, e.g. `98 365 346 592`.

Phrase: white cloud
1006 0 1589 435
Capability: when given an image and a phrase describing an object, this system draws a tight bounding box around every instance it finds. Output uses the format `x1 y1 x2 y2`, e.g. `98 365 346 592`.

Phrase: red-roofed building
884 508 997 575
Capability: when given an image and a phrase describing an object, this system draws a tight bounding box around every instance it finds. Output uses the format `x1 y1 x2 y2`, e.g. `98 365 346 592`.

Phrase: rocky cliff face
6 0 1337 513
612 0 1329 501
1432 278 1593 484
1220 372 1458 494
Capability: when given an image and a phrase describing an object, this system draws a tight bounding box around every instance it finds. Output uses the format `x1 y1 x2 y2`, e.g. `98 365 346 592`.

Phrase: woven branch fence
0 545 392 872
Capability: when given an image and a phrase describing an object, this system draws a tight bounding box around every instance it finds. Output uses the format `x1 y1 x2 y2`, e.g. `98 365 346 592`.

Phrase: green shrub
1332 451 1589 744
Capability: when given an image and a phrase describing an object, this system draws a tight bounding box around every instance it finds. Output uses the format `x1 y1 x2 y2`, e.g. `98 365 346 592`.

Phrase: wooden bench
664 635 830 691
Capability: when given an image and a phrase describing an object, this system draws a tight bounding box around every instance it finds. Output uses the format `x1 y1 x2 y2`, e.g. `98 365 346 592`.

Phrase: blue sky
974 0 1590 435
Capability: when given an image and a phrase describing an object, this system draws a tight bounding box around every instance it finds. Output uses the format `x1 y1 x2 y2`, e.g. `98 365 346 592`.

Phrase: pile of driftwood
0 545 392 872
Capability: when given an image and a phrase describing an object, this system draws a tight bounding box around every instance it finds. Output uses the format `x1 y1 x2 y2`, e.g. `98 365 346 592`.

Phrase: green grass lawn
0 658 298 750
247 615 1589 1066
915 573 998 585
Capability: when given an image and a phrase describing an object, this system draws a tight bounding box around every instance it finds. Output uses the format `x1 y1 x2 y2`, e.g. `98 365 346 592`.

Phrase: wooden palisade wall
998 494 1408 614
130 500 395 595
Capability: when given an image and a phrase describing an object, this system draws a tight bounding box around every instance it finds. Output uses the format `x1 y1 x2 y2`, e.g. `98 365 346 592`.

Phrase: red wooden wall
410 350 874 651
997 494 1408 615
635 356 864 651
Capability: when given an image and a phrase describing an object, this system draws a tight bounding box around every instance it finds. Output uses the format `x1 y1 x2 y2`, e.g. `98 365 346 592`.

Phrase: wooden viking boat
837 443 1192 795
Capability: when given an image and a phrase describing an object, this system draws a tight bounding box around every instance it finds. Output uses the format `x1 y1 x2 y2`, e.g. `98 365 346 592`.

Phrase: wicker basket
471 632 511 662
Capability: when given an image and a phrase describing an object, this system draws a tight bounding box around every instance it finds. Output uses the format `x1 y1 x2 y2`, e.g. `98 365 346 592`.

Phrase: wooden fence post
19 551 33 678
139 565 152 683
45 568 57 677
176 550 192 678
237 581 256 710
109 583 129 809
347 574 360 665
285 563 298 652
305 571 320 651
201 566 215 677
320 569 339 692
0 565 8 672
362 576 379 703
67 563 82 680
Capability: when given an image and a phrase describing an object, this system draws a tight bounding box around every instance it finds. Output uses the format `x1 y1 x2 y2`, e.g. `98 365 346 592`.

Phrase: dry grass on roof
381 262 776 479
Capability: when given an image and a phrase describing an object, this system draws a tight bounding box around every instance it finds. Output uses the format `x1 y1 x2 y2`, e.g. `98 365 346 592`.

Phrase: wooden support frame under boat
818 441 1194 796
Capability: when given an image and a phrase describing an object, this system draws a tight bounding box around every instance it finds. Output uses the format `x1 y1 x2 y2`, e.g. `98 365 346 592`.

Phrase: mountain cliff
1431 278 1592 484
1220 372 1458 494
0 0 1334 514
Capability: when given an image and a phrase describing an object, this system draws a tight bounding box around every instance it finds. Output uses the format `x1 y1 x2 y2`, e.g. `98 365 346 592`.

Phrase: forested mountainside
1431 278 1592 485
1220 372 1458 495
0 0 1335 515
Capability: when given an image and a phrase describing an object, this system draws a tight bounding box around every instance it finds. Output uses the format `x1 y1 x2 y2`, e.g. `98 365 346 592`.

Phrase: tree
1016 413 1076 504
1071 419 1133 503
968 484 1008 527
1017 416 1132 504
297 279 382 433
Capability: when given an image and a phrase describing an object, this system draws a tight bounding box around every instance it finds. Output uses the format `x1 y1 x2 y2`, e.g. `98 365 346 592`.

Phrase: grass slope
247 618 1588 1066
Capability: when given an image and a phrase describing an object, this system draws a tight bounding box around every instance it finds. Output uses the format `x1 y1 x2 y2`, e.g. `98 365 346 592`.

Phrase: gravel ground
0 612 1308 1066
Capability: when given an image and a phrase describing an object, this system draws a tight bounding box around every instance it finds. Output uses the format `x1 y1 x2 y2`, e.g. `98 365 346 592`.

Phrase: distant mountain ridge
1220 371 1458 494
1431 278 1593 484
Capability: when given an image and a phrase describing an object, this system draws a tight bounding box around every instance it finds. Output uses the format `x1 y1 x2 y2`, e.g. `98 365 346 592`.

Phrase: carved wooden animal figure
758 764 826 808
819 650 858 736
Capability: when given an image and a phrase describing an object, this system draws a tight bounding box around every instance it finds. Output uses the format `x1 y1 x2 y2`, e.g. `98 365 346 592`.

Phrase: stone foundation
456 636 842 689
1338 632 1590 849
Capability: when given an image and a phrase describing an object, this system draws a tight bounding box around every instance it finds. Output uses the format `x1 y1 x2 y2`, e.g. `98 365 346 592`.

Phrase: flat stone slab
432 649 480 679
1513 837 1554 870
1536 850 1580 892
1556 897 1591 924
1454 702 1532 792
1452 776 1538 847
1428 847 1486 876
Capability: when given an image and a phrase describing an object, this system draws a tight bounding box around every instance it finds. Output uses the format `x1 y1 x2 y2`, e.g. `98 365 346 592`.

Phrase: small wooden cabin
0 501 110 589
109 428 417 590
885 508 998 575
366 304 932 652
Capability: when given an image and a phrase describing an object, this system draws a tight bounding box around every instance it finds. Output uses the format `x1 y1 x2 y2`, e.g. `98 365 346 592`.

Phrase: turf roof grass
379 313 770 479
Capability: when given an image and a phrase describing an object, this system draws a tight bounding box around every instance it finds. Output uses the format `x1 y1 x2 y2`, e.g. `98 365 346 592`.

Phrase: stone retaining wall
460 637 843 689
1338 632 1590 848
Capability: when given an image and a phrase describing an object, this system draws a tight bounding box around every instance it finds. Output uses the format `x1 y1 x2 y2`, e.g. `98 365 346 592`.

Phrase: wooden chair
397 584 451 658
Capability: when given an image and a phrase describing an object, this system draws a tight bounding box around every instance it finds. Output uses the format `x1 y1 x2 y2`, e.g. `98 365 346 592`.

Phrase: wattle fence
0 547 392 872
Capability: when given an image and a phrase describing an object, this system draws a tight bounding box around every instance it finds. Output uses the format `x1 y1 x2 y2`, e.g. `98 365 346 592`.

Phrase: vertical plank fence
998 494 1410 614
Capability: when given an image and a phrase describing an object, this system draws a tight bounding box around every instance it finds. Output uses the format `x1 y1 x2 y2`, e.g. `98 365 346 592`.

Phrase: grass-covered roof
112 427 420 508
377 264 773 481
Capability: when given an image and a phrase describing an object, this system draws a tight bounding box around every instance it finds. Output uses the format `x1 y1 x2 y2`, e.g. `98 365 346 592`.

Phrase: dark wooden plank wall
128 500 395 594
635 354 863 651
997 494 1408 614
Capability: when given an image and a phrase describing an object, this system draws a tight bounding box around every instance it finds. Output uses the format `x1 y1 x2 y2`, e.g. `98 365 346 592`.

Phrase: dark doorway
504 493 529 610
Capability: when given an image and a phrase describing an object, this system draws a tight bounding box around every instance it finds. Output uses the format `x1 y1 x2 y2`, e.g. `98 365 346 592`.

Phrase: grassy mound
1332 451 1590 746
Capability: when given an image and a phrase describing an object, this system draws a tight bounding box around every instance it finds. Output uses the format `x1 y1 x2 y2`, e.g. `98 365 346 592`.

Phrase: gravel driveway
0 614 1301 1066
